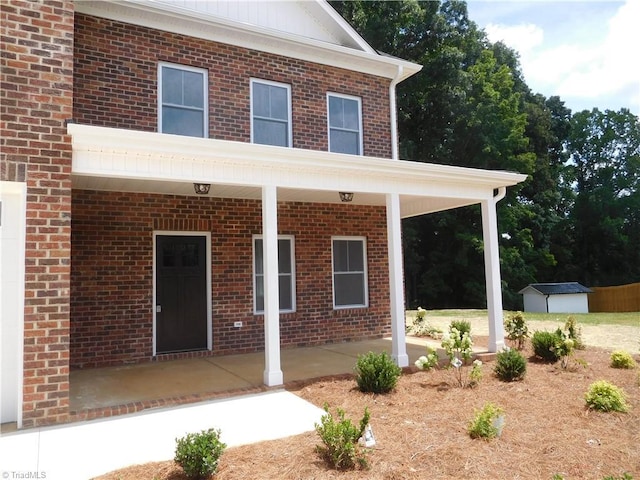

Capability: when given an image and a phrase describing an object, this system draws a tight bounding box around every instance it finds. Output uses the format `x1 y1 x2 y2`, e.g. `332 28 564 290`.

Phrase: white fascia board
75 1 421 82
69 124 527 202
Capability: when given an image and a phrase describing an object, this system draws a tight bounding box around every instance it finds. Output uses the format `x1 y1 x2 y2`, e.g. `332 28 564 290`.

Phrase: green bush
450 319 471 338
494 348 527 382
584 380 629 413
315 404 370 470
610 350 636 369
354 351 402 394
602 474 634 480
504 311 529 349
468 402 504 439
174 428 226 479
532 330 562 362
564 315 584 349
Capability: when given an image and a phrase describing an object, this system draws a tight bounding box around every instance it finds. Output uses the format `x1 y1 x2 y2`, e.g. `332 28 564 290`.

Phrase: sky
466 0 640 116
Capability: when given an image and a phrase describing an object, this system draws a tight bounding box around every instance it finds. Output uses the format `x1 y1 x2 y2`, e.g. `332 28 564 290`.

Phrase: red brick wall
1 0 74 427
73 13 392 158
71 190 391 368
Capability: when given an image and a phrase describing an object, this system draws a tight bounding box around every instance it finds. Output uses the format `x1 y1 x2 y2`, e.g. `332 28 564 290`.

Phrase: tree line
330 0 640 310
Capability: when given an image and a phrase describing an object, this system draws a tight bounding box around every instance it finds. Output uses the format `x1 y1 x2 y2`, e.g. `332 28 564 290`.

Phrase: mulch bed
94 341 640 480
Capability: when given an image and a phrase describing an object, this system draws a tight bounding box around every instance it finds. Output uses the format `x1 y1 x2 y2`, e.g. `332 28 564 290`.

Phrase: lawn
418 309 640 327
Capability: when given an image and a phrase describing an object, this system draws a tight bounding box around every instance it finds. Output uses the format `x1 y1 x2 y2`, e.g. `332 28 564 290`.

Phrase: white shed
518 282 592 314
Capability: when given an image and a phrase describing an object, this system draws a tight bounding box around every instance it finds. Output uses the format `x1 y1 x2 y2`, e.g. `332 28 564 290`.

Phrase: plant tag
359 424 376 447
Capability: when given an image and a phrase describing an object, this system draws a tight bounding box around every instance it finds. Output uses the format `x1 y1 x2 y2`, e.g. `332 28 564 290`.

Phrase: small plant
504 311 529 349
532 330 562 362
441 324 481 388
450 319 471 337
564 315 584 349
468 402 504 439
602 474 634 480
494 347 527 382
584 380 629 413
406 307 442 337
355 351 402 394
414 346 440 371
174 428 226 480
552 327 576 369
315 404 371 470
610 350 636 369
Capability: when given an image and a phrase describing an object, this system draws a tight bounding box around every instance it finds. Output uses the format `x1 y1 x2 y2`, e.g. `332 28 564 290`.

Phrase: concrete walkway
0 390 324 480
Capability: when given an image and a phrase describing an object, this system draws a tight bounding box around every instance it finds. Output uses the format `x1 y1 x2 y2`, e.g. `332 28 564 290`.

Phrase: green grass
412 309 639 327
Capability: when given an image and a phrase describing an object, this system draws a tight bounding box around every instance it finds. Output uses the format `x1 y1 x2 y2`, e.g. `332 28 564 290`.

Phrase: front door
156 235 208 353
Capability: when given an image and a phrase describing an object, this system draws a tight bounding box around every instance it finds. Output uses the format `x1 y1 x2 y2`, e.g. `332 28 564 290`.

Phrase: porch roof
68 123 528 218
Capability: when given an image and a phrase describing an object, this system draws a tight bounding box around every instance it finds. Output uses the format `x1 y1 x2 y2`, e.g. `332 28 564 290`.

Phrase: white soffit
74 0 421 82
68 124 527 217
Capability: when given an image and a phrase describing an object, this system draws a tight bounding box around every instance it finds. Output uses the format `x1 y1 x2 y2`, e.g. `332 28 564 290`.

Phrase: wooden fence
588 282 640 312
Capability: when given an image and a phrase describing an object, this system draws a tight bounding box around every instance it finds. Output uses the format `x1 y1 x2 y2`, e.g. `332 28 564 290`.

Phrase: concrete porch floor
70 337 453 412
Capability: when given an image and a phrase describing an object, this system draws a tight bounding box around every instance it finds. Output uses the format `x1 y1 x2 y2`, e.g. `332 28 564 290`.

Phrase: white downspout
389 66 403 160
387 65 409 366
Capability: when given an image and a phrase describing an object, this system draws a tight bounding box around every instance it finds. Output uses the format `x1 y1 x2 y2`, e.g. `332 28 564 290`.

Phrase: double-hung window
332 237 368 308
253 235 295 313
159 63 207 137
327 93 362 155
251 79 292 147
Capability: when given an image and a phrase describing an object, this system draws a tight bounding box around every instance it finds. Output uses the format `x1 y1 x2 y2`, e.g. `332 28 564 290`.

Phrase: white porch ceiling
69 124 528 218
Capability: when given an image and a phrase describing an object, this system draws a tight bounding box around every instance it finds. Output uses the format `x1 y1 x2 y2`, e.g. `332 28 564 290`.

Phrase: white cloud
481 0 640 114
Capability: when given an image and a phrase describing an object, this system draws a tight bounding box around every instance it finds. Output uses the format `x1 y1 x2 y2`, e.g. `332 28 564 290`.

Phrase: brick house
0 0 526 429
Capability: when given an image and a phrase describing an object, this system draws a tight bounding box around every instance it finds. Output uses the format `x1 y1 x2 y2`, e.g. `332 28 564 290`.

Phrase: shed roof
518 282 593 295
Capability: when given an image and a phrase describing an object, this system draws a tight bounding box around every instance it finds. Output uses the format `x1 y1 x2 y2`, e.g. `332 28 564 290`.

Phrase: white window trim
331 236 369 309
253 234 296 314
250 78 293 147
158 62 209 138
327 92 363 155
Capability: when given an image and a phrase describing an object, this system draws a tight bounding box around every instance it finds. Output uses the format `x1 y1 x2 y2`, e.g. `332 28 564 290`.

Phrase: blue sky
466 0 640 116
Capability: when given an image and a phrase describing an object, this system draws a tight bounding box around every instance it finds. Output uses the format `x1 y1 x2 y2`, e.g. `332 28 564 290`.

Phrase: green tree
567 108 640 286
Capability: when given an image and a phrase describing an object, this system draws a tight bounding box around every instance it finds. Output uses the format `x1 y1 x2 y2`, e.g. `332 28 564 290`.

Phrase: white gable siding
156 0 349 46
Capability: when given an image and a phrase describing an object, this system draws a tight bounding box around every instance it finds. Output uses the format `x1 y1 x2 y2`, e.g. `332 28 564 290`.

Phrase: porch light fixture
339 192 354 202
193 183 211 195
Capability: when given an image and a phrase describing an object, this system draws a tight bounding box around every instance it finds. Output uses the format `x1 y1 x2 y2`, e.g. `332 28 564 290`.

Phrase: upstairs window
159 63 207 137
328 93 362 155
253 235 296 313
251 79 291 147
332 237 368 308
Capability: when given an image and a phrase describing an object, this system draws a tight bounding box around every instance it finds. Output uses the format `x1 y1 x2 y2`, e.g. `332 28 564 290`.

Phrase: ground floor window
332 236 368 308
253 235 295 313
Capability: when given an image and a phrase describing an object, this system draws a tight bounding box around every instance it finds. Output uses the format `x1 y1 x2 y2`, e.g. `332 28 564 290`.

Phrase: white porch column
481 190 506 352
386 193 409 367
262 185 283 385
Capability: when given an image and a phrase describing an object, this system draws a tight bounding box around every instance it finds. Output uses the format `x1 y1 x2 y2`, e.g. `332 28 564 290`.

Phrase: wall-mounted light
339 192 354 202
193 183 211 195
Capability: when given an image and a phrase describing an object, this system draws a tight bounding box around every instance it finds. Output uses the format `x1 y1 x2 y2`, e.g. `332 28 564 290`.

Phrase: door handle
156 305 162 313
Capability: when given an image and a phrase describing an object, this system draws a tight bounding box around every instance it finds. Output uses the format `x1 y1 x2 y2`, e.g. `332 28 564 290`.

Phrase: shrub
450 319 471 337
494 348 527 382
468 402 504 439
610 350 636 369
504 311 529 349
174 428 226 479
315 404 370 470
564 315 584 349
355 351 402 394
532 330 562 362
602 474 634 480
585 381 629 413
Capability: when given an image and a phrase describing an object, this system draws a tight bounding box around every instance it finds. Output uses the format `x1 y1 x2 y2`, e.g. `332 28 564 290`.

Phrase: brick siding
71 190 391 368
73 13 392 158
1 0 74 427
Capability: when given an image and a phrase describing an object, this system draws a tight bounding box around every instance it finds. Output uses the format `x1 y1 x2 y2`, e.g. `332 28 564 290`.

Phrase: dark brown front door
156 235 208 353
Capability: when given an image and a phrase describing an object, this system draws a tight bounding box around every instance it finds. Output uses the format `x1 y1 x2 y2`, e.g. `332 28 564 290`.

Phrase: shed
518 282 593 313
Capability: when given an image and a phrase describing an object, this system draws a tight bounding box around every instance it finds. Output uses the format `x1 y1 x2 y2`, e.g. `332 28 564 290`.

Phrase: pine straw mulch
95 339 640 480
